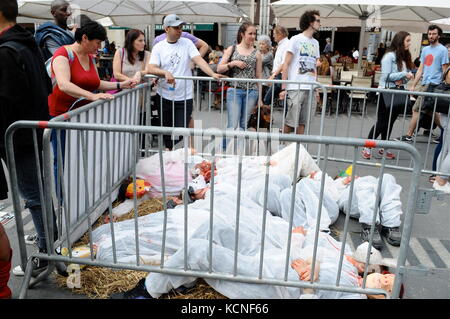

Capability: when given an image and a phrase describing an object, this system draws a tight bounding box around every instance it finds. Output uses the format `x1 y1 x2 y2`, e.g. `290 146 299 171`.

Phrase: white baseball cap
163 14 186 28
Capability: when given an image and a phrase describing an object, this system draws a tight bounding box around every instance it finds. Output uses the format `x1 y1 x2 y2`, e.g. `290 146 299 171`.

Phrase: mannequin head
191 187 209 200
187 175 209 201
365 273 395 299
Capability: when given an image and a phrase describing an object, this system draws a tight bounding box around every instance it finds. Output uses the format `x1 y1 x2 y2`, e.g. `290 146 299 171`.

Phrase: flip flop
429 174 436 183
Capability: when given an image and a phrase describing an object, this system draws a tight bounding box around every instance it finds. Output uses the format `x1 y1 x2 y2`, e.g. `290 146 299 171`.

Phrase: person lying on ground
110 224 397 299
290 256 396 299
299 171 402 251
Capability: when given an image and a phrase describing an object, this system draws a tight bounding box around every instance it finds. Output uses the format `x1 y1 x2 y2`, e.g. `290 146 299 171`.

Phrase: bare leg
434 113 442 129
406 110 420 137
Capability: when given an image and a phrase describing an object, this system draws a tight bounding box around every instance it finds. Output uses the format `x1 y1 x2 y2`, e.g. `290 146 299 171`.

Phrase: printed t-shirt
286 33 320 90
149 37 200 101
420 44 449 85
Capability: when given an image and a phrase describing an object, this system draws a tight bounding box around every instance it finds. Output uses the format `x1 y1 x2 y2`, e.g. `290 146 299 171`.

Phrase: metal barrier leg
18 258 34 299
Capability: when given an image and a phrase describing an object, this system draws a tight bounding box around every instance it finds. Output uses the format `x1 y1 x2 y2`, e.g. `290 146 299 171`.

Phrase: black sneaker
393 135 413 143
31 251 49 277
54 246 68 277
361 223 383 250
381 226 401 246
110 278 153 299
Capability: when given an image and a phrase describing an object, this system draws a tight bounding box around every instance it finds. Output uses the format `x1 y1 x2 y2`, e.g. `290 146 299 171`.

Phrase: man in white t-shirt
280 10 321 135
148 14 223 149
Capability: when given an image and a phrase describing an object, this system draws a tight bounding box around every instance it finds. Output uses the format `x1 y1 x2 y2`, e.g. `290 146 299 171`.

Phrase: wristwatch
116 82 121 90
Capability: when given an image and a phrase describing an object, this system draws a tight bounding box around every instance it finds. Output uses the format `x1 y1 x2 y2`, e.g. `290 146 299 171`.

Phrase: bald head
51 0 70 11
51 0 71 29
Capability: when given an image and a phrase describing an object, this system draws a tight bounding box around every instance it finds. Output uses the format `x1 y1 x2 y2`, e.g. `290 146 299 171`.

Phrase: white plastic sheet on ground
337 174 402 228
91 144 403 298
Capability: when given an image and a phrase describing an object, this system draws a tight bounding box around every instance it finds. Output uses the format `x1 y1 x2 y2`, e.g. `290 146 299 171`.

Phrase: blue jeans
1 150 57 251
432 127 444 172
226 88 258 130
51 128 66 201
223 88 258 150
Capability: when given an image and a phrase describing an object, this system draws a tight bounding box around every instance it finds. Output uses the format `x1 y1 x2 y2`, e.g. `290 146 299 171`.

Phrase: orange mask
195 161 217 183
125 179 151 199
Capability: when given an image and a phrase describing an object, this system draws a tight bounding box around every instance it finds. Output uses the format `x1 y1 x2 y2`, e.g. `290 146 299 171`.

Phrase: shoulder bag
382 73 411 111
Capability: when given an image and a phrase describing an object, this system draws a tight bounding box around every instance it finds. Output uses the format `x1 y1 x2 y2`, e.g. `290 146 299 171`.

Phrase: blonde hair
274 25 288 37
208 51 219 62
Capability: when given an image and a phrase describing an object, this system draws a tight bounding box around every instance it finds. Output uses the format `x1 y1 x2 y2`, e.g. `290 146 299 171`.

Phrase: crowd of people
0 0 449 299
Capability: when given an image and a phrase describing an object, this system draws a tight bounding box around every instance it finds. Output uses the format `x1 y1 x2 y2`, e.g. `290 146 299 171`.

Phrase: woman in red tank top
48 21 137 117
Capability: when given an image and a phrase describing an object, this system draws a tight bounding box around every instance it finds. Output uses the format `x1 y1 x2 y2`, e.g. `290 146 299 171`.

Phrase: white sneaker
24 233 38 245
13 265 25 276
433 181 450 194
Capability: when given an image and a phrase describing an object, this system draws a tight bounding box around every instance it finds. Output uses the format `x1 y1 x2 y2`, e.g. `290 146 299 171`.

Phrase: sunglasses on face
315 19 321 23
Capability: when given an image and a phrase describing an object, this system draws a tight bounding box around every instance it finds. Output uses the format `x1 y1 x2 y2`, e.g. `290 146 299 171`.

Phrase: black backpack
423 67 450 114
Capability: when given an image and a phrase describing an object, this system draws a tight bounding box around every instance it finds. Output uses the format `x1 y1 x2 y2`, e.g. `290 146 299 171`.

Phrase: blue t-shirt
420 44 449 85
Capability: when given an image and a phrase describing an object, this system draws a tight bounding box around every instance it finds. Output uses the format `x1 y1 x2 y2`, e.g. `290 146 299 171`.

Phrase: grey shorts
412 84 428 112
285 89 315 128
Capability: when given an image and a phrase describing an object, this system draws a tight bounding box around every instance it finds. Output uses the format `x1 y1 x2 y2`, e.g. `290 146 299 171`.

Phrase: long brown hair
386 31 414 71
236 21 255 44
124 29 145 65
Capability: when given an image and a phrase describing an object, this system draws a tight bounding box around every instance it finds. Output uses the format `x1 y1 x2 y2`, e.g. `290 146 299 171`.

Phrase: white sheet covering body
92 173 364 298
279 178 340 231
337 174 402 227
135 148 204 198
91 145 397 298
145 217 365 299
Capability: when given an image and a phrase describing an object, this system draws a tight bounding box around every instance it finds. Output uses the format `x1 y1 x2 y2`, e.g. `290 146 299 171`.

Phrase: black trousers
367 95 404 141
154 94 193 149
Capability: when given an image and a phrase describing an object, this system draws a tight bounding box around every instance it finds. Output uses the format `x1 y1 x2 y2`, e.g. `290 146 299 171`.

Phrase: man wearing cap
152 15 209 58
148 14 224 150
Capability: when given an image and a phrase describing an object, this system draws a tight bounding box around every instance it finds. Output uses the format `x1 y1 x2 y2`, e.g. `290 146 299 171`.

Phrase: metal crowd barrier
141 75 449 180
4 84 150 289
306 83 450 180
143 75 327 159
6 120 422 299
